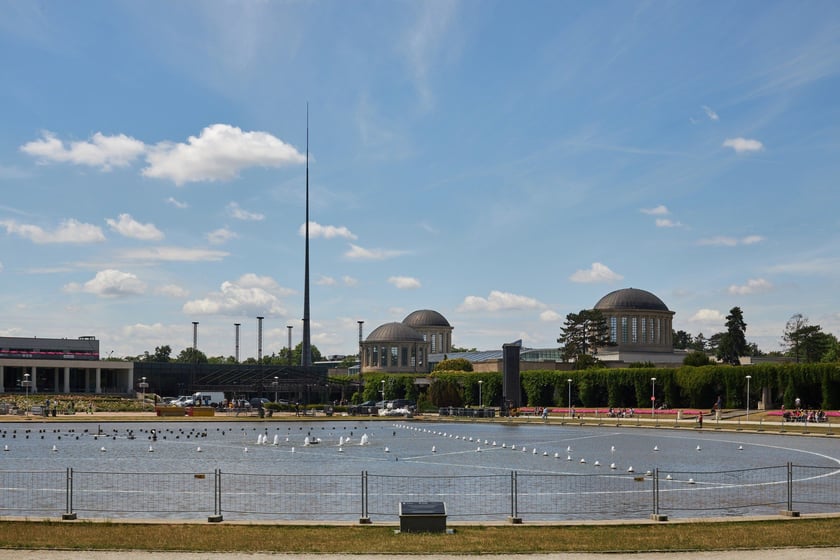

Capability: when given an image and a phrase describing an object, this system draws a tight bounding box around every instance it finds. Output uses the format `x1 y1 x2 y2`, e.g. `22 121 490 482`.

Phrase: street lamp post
273 376 279 403
651 378 657 420
286 325 293 365
22 372 32 415
380 379 386 404
567 378 573 418
745 375 752 421
139 377 149 412
478 380 483 408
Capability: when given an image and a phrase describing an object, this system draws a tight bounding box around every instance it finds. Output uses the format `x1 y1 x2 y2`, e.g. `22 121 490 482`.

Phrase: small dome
366 322 425 343
594 288 670 312
403 309 451 328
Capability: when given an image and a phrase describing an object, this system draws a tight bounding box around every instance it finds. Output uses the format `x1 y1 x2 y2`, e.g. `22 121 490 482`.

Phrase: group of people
782 407 827 423
607 407 635 418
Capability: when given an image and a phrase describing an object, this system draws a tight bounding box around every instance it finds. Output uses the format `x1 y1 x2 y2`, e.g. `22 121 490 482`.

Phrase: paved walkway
2 550 840 560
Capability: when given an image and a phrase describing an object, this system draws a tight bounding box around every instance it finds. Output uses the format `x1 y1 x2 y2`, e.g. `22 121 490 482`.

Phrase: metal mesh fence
792 464 840 514
71 470 215 519
516 471 654 519
657 465 788 516
0 469 66 516
220 472 360 520
366 473 510 520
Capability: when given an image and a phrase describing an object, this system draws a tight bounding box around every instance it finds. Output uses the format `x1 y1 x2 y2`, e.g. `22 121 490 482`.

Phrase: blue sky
1 1 839 360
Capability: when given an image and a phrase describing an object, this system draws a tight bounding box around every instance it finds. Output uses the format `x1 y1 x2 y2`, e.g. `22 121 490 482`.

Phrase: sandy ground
1 550 840 560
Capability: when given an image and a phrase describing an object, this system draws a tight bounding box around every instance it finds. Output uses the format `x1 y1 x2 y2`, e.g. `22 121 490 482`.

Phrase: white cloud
106 213 164 241
641 205 670 216
569 262 624 283
20 131 146 171
458 290 545 312
227 201 265 221
157 284 189 298
723 137 764 153
0 261 3 272
702 105 719 121
655 218 683 228
344 244 407 261
343 276 358 286
697 235 765 247
0 218 105 244
299 221 357 240
142 124 305 185
182 273 292 316
118 246 229 262
64 269 146 297
689 309 725 323
728 278 773 295
540 310 562 322
165 197 189 209
316 275 337 286
206 227 238 245
388 276 421 289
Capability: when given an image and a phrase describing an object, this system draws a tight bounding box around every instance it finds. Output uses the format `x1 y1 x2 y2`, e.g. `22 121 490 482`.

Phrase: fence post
782 462 800 517
509 471 521 524
359 470 371 524
62 467 76 520
650 468 667 521
208 469 223 522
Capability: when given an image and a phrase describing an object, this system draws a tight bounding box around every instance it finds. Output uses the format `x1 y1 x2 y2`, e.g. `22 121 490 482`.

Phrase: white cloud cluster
723 137 764 153
697 235 765 247
182 273 293 316
20 125 305 186
641 205 670 216
20 131 146 171
106 213 164 241
166 197 189 209
702 105 720 121
316 275 337 286
300 221 357 240
64 269 146 297
206 227 238 245
540 310 562 321
388 276 421 289
344 244 407 261
569 262 623 283
157 284 189 298
728 278 773 295
118 246 229 262
0 218 105 244
689 309 725 323
143 124 305 185
458 290 545 312
227 201 265 221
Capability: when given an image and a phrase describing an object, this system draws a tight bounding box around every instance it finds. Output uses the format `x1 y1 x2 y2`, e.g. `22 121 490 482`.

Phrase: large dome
366 322 425 343
594 288 670 312
402 309 451 328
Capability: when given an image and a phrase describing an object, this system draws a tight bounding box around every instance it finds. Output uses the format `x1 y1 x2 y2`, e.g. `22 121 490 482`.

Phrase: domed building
593 287 678 361
360 310 453 373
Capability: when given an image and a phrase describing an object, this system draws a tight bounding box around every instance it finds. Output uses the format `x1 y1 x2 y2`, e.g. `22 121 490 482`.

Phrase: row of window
363 345 425 368
608 316 670 345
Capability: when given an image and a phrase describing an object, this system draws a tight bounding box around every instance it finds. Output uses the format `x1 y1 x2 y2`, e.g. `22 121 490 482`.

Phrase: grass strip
1 518 839 553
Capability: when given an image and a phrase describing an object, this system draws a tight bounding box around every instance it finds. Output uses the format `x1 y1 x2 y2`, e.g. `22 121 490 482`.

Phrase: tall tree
152 345 171 362
782 314 834 363
557 309 612 363
782 313 809 362
673 330 692 350
174 347 208 364
716 306 747 365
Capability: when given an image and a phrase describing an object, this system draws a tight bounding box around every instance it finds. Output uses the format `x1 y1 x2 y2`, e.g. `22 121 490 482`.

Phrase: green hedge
370 363 840 410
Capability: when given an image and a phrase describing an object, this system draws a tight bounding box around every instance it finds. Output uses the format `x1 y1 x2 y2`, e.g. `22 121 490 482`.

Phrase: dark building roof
402 309 451 328
366 322 425 343
594 288 670 312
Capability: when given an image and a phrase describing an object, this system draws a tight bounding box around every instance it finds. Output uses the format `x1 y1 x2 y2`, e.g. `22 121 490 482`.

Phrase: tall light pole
651 377 657 420
273 376 279 403
380 379 386 404
567 378 573 418
286 325 293 366
22 372 31 415
357 320 364 375
478 380 483 408
139 376 149 412
745 375 752 421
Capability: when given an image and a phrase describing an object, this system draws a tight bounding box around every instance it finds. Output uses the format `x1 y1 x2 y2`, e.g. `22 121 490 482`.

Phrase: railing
1 463 838 523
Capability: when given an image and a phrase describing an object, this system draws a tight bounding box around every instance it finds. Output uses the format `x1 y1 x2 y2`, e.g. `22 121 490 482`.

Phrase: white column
32 366 38 393
126 368 133 394
95 368 102 394
0 365 4 392
64 367 71 393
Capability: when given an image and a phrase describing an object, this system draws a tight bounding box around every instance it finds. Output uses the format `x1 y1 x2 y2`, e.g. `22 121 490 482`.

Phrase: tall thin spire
301 104 312 367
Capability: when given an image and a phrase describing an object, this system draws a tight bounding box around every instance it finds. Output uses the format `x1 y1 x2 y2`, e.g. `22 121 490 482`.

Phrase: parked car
348 400 379 415
250 397 270 408
388 399 416 410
